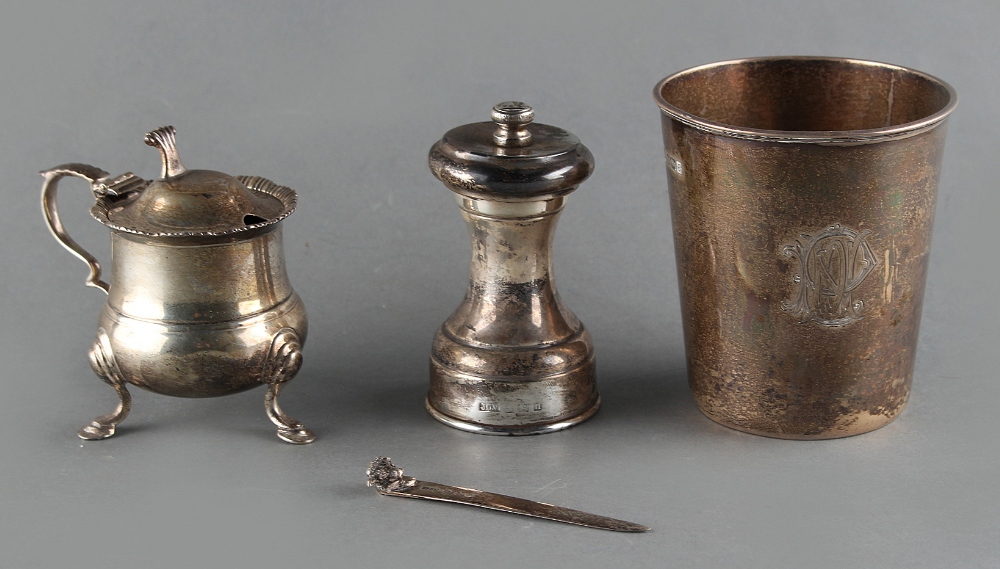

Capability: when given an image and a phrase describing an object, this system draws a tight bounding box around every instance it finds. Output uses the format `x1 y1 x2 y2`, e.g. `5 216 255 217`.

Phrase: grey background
1 1 996 567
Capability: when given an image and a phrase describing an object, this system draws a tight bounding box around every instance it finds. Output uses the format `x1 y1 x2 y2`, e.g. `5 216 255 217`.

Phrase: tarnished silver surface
426 102 599 434
40 126 314 444
366 457 649 532
654 58 957 438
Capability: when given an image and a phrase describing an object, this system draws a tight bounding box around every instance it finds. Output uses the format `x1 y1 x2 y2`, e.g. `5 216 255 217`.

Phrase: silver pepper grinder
426 102 599 434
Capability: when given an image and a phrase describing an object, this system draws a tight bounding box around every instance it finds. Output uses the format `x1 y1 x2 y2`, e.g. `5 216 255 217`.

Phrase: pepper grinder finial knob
492 101 534 147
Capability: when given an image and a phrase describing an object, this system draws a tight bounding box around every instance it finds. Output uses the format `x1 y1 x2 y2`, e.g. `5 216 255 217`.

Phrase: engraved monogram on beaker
782 224 879 327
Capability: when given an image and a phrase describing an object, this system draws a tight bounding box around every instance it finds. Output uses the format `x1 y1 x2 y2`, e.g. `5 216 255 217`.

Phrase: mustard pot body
41 127 315 444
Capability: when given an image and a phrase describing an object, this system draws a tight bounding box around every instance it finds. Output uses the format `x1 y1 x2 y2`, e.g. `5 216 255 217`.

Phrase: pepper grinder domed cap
428 101 595 201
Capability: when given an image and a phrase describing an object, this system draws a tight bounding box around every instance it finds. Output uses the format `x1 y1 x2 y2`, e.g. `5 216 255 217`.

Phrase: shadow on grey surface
349 363 714 438
358 376 434 426
329 478 373 500
104 388 320 443
587 363 717 435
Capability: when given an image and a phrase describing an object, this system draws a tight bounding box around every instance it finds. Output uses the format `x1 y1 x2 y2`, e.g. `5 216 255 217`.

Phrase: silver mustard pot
426 102 600 434
40 126 315 444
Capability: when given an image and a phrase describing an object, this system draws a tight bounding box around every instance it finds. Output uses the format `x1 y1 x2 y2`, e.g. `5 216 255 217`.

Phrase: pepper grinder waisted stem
427 102 599 435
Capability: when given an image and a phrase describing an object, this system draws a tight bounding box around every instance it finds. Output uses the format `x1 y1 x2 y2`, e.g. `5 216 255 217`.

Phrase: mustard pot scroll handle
39 164 146 293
